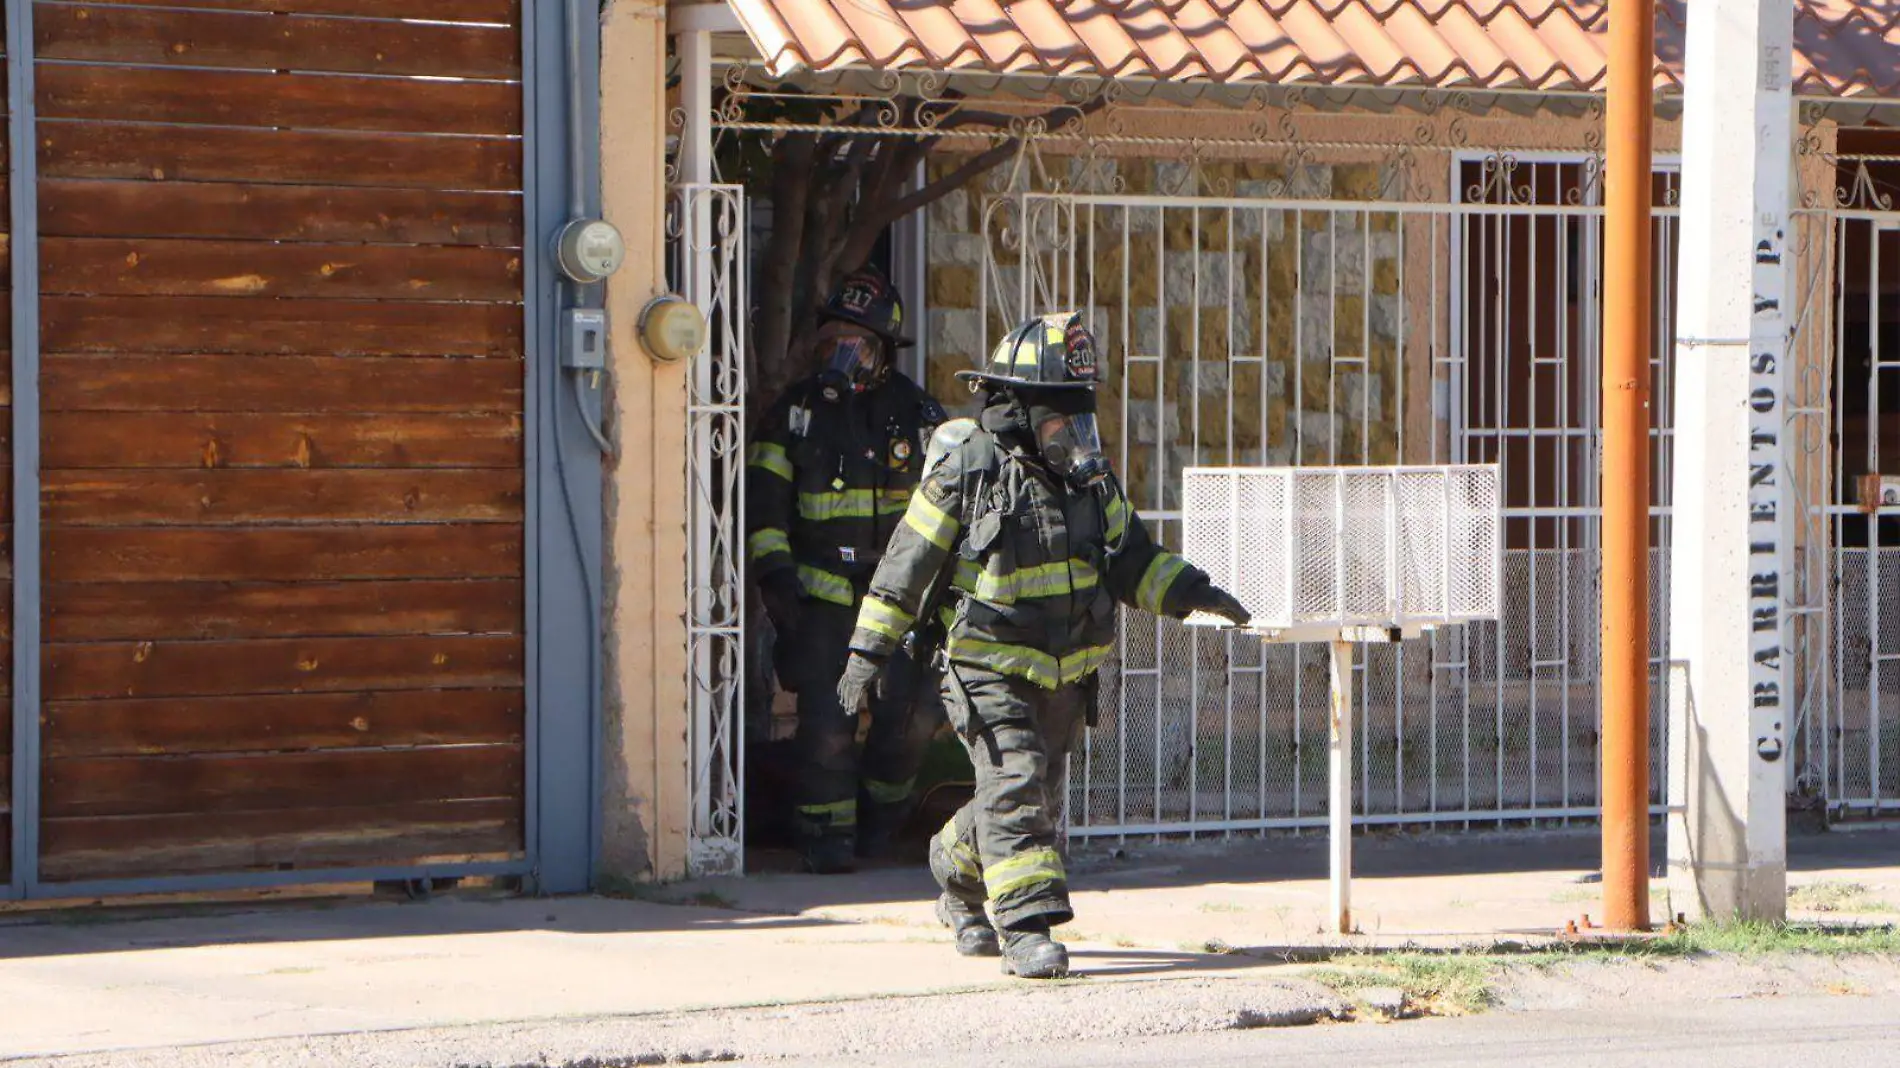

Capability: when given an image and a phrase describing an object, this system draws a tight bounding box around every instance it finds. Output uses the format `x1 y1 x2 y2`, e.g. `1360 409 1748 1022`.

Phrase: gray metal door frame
3 0 605 899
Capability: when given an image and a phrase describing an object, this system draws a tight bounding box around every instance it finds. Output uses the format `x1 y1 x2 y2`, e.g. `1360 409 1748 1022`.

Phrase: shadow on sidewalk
0 891 846 961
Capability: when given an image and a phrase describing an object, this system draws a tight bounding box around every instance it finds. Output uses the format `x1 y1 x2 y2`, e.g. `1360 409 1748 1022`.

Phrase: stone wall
924 151 1423 516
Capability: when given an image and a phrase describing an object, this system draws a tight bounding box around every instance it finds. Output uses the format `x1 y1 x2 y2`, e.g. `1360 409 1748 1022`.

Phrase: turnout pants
787 597 942 847
928 662 1088 929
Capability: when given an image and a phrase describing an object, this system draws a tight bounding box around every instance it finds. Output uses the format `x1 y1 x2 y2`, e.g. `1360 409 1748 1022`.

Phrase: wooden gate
7 1 539 891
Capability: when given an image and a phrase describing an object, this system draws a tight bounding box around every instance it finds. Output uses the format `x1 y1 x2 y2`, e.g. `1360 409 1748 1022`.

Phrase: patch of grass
1197 901 1246 914
1180 937 1238 955
1306 953 1497 1016
1646 920 1900 958
1789 881 1896 916
1294 919 1900 1019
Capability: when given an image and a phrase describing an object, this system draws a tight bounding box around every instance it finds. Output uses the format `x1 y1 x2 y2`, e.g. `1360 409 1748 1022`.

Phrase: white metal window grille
979 159 1694 839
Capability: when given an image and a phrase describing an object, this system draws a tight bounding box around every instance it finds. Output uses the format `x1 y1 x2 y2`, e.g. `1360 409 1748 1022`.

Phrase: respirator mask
1026 389 1109 489
815 328 888 398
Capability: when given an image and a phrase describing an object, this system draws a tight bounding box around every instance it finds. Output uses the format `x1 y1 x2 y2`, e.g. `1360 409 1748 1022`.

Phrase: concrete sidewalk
1 827 1895 1061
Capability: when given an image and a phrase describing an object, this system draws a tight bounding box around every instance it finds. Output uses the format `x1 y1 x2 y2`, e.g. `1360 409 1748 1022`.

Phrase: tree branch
868 94 1108 229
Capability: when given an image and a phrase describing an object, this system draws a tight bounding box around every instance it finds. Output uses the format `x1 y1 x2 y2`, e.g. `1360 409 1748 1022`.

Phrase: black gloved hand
836 651 888 716
1195 586 1252 627
758 568 803 634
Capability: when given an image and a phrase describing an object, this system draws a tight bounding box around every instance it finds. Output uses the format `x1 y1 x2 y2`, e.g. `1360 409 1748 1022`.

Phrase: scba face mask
816 332 889 398
1028 394 1110 488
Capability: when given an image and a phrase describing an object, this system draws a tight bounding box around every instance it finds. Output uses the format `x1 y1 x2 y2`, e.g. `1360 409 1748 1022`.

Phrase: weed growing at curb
1298 920 1900 1018
1306 955 1496 1016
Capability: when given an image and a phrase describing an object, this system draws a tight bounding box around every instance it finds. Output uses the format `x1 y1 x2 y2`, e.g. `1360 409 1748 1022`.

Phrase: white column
1667 0 1793 922
1329 639 1354 935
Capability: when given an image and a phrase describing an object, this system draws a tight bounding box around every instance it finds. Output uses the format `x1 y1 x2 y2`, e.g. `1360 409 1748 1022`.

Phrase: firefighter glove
837 651 888 716
1194 586 1252 628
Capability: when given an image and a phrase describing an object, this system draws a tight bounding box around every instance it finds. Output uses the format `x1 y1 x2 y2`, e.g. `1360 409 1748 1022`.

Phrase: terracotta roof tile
726 0 1900 99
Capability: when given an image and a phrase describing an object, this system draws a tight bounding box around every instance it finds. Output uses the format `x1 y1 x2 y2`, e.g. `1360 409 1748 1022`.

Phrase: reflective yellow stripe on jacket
1135 551 1190 614
748 528 791 561
797 565 855 607
747 442 793 482
945 636 1114 690
903 492 960 550
855 596 915 641
972 559 1099 604
798 488 912 522
1105 493 1130 542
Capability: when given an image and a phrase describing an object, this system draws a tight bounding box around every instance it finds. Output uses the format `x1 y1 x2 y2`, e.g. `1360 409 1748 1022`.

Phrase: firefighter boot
935 893 1000 957
801 832 857 875
854 795 915 861
1000 919 1069 979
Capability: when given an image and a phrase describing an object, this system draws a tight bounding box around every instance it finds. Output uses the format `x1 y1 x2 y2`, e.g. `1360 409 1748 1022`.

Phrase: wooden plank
45 634 524 700
47 525 522 583
39 799 522 882
42 412 522 468
43 689 522 757
43 238 524 301
42 746 524 817
40 121 521 190
37 5 521 79
44 356 523 414
40 180 523 246
47 579 523 642
40 65 521 136
45 469 523 526
42 296 523 357
67 0 519 22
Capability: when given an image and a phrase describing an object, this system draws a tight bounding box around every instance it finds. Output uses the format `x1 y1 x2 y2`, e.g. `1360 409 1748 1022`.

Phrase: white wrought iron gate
670 183 749 873
980 158 1695 838
1796 163 1900 816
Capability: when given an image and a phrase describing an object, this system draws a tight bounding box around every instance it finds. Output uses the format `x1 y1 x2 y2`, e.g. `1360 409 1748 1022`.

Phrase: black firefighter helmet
958 311 1102 393
818 266 914 349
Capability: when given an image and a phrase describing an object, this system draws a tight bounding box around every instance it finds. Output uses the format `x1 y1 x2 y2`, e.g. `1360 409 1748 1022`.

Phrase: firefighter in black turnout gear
747 268 948 874
838 313 1251 978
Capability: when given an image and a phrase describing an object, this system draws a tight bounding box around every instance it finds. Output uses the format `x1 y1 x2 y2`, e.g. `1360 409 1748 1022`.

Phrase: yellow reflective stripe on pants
856 596 915 641
748 528 791 560
747 442 793 481
863 777 913 805
984 847 1065 899
972 559 1099 604
954 559 981 592
1136 551 1190 614
937 822 980 879
904 492 960 550
797 565 856 607
945 638 1115 690
797 799 857 826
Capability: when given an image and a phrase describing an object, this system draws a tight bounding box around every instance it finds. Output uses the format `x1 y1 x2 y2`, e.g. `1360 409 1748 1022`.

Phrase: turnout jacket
850 425 1211 689
746 374 944 607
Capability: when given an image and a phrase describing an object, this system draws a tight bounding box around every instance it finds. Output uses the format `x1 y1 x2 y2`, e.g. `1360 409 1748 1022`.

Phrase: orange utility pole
1600 0 1656 932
